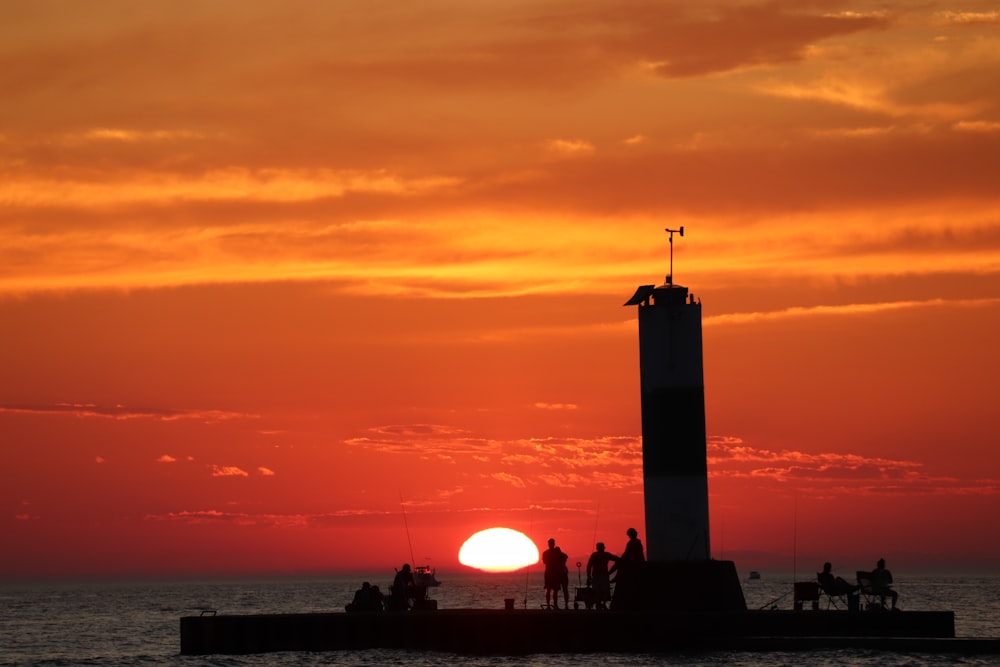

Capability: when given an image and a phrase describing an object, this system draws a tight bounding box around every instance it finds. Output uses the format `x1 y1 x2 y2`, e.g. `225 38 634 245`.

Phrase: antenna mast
664 226 684 284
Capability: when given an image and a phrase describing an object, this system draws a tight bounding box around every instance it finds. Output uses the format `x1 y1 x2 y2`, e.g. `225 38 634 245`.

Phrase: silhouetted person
586 542 619 609
610 527 645 610
391 563 417 610
370 585 385 611
541 538 568 609
871 558 898 610
818 562 858 596
347 581 373 612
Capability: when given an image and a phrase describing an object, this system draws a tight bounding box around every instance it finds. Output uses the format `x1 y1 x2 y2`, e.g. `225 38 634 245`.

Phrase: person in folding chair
817 562 858 608
870 558 899 610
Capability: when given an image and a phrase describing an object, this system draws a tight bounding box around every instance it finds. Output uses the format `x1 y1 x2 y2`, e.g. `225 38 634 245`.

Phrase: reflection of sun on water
459 527 539 572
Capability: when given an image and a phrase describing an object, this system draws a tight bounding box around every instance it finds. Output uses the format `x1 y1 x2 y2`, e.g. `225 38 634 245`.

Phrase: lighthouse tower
624 227 709 561
624 229 745 611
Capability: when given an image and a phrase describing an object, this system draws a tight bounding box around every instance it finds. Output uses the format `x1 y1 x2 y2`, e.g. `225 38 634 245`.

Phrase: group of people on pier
543 527 645 611
346 563 426 612
817 558 899 610
348 527 648 613
348 536 899 615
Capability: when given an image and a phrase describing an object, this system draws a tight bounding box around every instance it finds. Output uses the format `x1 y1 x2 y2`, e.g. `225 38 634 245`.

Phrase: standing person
541 538 567 609
586 542 619 609
621 527 645 564
871 558 898 610
610 527 645 610
391 563 416 610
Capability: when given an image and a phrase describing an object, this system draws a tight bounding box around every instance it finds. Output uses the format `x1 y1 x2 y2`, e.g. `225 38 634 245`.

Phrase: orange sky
2 0 999 579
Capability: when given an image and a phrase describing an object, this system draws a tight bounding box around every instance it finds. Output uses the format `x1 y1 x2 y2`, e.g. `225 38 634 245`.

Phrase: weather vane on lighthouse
665 226 684 285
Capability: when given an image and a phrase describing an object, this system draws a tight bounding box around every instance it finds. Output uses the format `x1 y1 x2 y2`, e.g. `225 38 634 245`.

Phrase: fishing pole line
759 590 791 610
792 495 798 606
399 491 416 568
592 502 600 547
523 502 535 609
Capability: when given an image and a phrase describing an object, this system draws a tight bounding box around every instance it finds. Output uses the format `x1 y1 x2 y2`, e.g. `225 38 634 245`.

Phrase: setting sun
458 528 540 572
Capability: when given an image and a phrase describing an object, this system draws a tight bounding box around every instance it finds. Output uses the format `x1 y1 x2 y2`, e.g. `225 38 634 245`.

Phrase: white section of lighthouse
624 230 711 562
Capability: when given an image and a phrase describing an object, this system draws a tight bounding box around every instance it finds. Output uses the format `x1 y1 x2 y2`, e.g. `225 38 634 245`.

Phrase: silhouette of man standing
391 563 417 610
610 527 645 610
542 538 568 609
586 542 619 609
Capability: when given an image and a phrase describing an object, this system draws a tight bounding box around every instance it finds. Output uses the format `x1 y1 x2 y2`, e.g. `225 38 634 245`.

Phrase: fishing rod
792 495 798 600
399 492 416 568
759 590 791 610
523 502 535 609
592 501 600 548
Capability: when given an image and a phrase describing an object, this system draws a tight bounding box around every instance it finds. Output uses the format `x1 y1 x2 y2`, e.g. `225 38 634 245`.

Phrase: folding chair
817 572 847 609
857 571 888 610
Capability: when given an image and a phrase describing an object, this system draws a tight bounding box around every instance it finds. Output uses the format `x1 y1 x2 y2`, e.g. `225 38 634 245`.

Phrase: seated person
347 581 378 612
870 558 898 610
817 562 858 596
370 585 385 611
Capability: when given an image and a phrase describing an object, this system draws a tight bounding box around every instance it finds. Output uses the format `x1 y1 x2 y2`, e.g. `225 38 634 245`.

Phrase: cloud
156 455 177 463
515 436 643 470
707 436 998 497
812 126 897 139
704 297 1000 327
533 402 578 411
221 2 884 97
936 11 999 25
953 120 1000 133
366 423 473 438
436 487 465 501
537 470 639 490
508 2 891 80
210 465 249 478
69 128 209 144
0 168 460 208
258 467 276 476
347 425 643 477
545 139 595 156
633 5 889 78
0 403 257 422
348 423 994 499
489 472 527 488
4 139 999 297
144 507 396 527
345 424 495 458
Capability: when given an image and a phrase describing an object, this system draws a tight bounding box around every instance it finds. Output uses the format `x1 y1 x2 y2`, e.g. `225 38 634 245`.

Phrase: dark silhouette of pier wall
180 607 969 655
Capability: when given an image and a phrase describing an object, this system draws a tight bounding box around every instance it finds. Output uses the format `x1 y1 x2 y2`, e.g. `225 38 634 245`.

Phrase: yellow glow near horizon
458 527 539 572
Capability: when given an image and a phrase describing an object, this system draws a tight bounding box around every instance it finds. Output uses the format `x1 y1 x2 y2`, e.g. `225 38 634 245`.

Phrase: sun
458 527 539 572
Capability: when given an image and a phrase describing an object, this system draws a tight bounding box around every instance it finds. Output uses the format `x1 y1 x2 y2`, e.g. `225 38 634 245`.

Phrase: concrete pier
179 608 981 655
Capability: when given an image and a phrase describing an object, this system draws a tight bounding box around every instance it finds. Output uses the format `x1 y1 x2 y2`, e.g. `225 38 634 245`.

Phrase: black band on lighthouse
641 386 708 477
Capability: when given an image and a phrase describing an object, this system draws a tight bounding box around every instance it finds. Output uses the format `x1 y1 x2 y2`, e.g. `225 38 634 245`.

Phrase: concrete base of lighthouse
614 560 746 613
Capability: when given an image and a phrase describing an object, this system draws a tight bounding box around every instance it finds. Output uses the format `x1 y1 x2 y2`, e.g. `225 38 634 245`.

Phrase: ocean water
1 571 997 666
